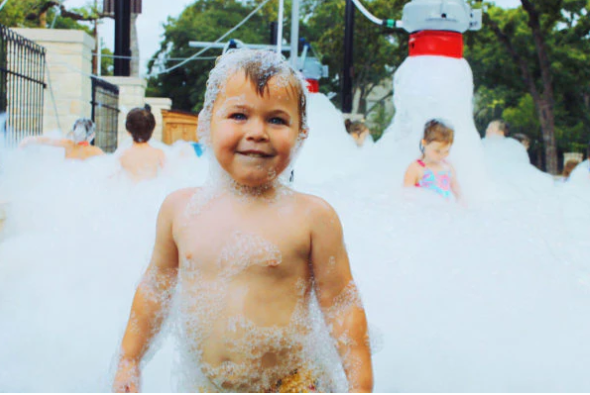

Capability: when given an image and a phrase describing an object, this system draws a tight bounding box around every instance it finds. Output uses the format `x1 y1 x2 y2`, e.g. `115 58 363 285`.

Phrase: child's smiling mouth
236 150 275 159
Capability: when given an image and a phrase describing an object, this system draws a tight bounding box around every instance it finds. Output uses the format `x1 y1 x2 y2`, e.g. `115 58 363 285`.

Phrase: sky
63 0 521 76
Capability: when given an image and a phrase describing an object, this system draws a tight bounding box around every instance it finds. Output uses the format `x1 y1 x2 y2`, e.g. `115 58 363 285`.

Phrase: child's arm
449 164 464 203
112 194 180 392
19 136 71 149
309 198 373 392
403 162 419 187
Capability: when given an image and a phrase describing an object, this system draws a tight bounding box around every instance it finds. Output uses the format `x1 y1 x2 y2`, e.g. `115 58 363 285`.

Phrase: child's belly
176 277 312 392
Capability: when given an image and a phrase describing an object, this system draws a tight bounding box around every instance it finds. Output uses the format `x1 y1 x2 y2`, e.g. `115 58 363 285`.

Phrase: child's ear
300 128 309 140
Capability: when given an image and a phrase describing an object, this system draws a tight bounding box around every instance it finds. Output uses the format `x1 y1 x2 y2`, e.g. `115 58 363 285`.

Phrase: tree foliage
147 0 407 118
146 0 269 112
146 0 590 171
0 1 114 75
302 0 405 114
467 0 590 171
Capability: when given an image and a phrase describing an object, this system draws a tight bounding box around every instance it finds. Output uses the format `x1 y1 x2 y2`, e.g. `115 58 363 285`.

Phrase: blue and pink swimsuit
415 159 452 199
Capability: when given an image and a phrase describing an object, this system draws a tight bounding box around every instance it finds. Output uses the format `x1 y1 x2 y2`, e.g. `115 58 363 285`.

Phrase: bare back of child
19 118 104 160
113 50 373 393
119 107 165 182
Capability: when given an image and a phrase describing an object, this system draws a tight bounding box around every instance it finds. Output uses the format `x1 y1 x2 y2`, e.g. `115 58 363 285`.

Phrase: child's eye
269 117 287 126
230 113 247 121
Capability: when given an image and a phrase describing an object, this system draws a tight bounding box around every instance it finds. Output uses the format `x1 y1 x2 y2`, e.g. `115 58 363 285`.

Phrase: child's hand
112 358 140 393
18 136 35 148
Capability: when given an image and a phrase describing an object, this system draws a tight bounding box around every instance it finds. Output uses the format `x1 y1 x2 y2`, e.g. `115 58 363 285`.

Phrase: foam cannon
356 0 483 55
397 0 482 58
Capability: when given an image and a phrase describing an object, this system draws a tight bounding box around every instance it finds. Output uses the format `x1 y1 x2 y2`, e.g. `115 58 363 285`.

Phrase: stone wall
145 97 172 143
13 28 173 148
14 28 95 135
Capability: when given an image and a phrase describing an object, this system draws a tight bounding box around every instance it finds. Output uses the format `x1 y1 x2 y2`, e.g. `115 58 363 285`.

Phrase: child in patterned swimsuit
112 50 373 393
403 119 462 201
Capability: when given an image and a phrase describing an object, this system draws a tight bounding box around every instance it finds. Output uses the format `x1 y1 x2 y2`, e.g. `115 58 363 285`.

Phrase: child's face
422 140 451 163
210 72 302 187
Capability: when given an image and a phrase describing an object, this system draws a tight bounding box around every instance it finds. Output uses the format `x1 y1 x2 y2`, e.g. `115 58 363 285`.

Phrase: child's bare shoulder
89 146 104 156
292 192 340 223
407 160 422 171
162 187 201 217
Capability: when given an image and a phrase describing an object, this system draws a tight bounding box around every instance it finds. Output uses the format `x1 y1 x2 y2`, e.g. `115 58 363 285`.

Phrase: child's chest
175 201 311 279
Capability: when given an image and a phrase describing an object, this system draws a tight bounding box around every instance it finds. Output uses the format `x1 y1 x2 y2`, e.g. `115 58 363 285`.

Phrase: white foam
0 54 589 392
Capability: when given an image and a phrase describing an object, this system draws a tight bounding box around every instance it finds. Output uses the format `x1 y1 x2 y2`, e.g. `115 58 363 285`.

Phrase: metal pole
342 0 355 113
276 0 284 54
289 0 300 68
114 0 131 76
97 25 102 77
270 21 278 46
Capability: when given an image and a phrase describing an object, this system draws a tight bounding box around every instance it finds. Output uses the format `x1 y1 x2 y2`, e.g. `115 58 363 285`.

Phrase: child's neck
422 157 443 167
226 179 283 200
132 141 149 147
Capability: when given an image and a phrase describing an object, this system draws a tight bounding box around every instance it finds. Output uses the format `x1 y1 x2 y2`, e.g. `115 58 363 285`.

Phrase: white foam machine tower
341 0 481 112
398 0 482 58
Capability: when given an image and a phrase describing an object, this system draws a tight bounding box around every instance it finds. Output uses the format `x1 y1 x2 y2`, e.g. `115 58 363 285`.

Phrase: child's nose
245 119 269 141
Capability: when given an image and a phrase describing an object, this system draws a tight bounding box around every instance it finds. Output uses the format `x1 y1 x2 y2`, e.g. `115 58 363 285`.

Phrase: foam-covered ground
1 59 590 391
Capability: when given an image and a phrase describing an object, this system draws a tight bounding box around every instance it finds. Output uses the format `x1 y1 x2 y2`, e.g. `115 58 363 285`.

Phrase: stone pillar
145 97 172 143
14 28 95 135
102 76 146 146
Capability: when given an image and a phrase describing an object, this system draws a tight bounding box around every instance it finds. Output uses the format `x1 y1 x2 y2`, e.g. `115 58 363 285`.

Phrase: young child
346 120 372 148
112 50 373 393
19 118 104 160
403 119 462 200
561 159 581 182
118 106 166 181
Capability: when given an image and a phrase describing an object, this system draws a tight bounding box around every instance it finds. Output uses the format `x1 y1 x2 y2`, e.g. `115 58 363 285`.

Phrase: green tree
0 1 110 29
303 0 406 116
0 1 114 75
147 0 270 112
467 0 590 173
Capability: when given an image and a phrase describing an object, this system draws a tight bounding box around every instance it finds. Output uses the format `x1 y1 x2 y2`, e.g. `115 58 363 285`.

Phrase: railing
91 76 119 153
0 24 46 146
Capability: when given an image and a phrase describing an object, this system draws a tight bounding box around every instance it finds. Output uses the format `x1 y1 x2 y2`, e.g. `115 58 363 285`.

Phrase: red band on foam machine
306 79 319 93
409 30 463 58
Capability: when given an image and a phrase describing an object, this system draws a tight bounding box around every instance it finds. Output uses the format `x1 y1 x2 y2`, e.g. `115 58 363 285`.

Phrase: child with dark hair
346 120 372 147
118 106 166 181
562 160 580 181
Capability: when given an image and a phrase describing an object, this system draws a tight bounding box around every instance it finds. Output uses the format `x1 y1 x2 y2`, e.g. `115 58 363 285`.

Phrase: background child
346 120 372 147
561 159 581 182
19 118 104 160
403 119 462 201
112 50 373 393
118 106 166 182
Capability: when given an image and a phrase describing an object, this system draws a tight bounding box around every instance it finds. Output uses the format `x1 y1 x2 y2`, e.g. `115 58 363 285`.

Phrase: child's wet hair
423 119 454 146
198 49 309 146
69 118 95 143
346 121 368 135
126 106 156 143
562 160 579 178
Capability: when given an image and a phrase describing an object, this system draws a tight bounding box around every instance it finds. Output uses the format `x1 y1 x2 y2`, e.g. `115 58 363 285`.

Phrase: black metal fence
0 24 46 146
91 76 119 153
